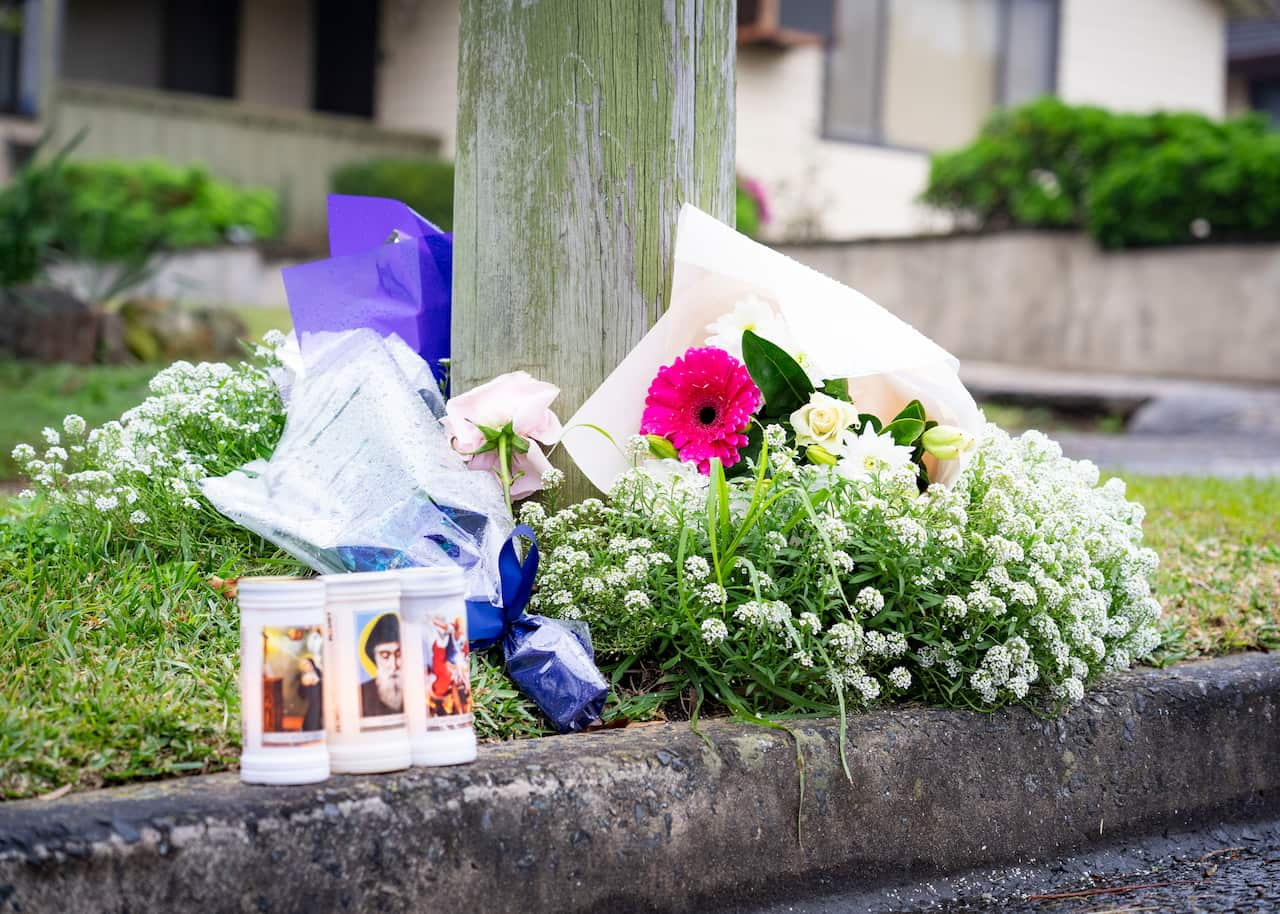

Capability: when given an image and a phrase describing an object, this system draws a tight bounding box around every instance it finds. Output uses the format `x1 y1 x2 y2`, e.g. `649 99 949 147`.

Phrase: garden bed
1 473 1276 800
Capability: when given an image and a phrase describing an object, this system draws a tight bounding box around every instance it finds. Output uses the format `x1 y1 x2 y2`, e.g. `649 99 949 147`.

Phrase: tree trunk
453 0 737 501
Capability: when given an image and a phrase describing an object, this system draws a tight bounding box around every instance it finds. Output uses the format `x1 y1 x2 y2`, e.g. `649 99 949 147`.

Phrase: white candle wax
238 576 330 785
397 567 477 766
320 571 411 775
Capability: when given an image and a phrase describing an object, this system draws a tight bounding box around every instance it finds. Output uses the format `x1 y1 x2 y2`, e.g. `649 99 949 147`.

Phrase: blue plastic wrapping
282 195 452 386
504 615 609 734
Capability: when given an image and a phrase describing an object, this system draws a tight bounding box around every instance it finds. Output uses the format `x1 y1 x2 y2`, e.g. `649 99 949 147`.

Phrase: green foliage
49 160 281 260
0 360 157 479
331 158 455 230
742 329 814 417
0 154 280 279
0 135 81 286
922 97 1279 248
736 182 761 238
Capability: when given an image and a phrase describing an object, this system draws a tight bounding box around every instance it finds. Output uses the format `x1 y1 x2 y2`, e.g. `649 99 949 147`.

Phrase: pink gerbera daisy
640 347 762 473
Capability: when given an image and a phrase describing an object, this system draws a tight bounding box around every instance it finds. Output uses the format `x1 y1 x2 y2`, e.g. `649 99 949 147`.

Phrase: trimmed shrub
331 158 455 230
40 160 278 261
922 97 1276 248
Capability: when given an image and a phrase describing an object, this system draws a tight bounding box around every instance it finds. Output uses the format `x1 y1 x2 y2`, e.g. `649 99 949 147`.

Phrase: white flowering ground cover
1 341 1277 798
523 428 1162 724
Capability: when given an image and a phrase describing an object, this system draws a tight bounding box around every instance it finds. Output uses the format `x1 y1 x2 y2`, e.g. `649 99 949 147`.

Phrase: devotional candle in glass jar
238 576 330 785
320 571 412 774
397 567 477 766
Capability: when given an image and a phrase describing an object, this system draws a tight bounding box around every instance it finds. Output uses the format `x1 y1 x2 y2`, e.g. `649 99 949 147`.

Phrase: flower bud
921 425 976 461
646 434 679 460
805 444 839 466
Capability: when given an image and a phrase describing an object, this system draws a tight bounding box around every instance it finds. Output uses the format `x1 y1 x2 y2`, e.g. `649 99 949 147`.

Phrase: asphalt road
733 818 1280 914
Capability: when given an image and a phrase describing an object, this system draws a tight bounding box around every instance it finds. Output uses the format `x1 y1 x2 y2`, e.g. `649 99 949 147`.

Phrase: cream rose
790 392 858 449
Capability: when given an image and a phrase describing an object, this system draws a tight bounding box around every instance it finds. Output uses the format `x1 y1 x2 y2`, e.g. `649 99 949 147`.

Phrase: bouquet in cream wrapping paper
564 205 984 492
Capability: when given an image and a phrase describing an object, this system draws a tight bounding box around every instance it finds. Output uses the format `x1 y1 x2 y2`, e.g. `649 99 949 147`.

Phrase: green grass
0 503 548 799
0 361 158 479
1127 476 1280 663
0 308 291 481
0 467 1275 799
979 401 1127 435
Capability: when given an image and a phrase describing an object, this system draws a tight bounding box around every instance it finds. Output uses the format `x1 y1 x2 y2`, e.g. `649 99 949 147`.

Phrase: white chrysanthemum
835 427 914 482
704 294 784 361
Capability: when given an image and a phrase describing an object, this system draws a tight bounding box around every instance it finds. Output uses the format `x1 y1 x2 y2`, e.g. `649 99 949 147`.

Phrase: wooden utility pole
453 0 737 499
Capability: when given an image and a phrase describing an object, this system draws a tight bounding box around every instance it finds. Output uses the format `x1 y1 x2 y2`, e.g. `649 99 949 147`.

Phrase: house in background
1226 16 1280 121
0 0 459 244
737 0 1268 241
0 0 1274 246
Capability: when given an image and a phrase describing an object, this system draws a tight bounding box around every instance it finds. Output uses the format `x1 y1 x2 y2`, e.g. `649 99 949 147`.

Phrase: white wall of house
737 0 1229 242
375 0 460 155
237 0 313 112
60 0 163 90
736 44 948 242
1056 0 1225 116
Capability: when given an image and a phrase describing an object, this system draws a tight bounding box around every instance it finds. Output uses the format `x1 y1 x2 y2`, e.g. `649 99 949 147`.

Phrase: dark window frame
821 0 1061 153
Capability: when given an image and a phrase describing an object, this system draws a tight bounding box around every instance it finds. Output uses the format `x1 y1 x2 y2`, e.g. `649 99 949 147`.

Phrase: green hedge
331 158 454 231
922 98 1279 248
0 155 281 285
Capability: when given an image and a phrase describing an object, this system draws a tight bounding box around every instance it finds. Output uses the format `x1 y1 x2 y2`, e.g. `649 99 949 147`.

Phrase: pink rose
465 441 554 500
442 371 563 500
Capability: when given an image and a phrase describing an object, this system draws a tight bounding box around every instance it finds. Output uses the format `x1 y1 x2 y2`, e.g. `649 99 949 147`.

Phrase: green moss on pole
453 0 736 500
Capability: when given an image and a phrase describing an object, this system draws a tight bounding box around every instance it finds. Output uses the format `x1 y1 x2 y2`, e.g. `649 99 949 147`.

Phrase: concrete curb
2 653 1277 913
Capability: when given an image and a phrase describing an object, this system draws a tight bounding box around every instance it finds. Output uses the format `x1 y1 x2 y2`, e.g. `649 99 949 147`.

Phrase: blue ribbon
466 525 539 650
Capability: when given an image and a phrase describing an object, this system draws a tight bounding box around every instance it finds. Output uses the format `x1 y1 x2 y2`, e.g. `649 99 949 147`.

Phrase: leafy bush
922 97 1277 248
0 156 280 277
331 158 455 230
49 160 281 260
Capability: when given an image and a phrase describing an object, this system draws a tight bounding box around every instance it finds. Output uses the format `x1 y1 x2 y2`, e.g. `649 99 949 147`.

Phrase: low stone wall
48 247 298 310
777 233 1280 386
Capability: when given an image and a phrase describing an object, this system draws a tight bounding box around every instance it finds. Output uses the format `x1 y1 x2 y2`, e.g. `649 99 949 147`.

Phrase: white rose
790 392 858 449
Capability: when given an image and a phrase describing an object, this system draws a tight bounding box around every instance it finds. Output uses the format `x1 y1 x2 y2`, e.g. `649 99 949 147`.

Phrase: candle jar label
424 612 474 729
355 609 406 730
261 625 325 746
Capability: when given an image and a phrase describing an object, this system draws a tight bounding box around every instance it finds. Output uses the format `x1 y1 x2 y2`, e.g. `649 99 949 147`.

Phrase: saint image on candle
356 611 404 720
261 626 324 742
427 616 472 717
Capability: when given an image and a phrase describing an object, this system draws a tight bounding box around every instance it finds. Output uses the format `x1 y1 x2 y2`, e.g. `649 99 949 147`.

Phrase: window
1250 78 1280 127
825 0 1059 151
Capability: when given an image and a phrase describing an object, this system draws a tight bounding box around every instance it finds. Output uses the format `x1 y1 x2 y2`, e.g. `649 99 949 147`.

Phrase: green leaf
858 413 883 434
820 378 850 402
892 399 926 423
741 330 814 416
883 417 925 446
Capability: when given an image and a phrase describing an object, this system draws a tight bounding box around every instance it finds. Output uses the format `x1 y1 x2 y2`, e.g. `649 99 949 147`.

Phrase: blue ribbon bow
466 525 539 650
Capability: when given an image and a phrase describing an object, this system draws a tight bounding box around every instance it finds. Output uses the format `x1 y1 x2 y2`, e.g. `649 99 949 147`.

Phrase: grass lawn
1 472 1275 800
0 307 291 482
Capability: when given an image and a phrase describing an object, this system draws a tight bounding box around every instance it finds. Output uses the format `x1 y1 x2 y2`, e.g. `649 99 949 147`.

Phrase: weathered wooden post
453 0 737 499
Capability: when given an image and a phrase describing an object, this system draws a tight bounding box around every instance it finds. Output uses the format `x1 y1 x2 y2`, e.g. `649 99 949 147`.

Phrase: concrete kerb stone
1 653 1277 913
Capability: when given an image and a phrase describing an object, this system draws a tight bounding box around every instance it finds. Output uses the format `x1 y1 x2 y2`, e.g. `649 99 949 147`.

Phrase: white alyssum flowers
10 341 288 547
522 422 1161 718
